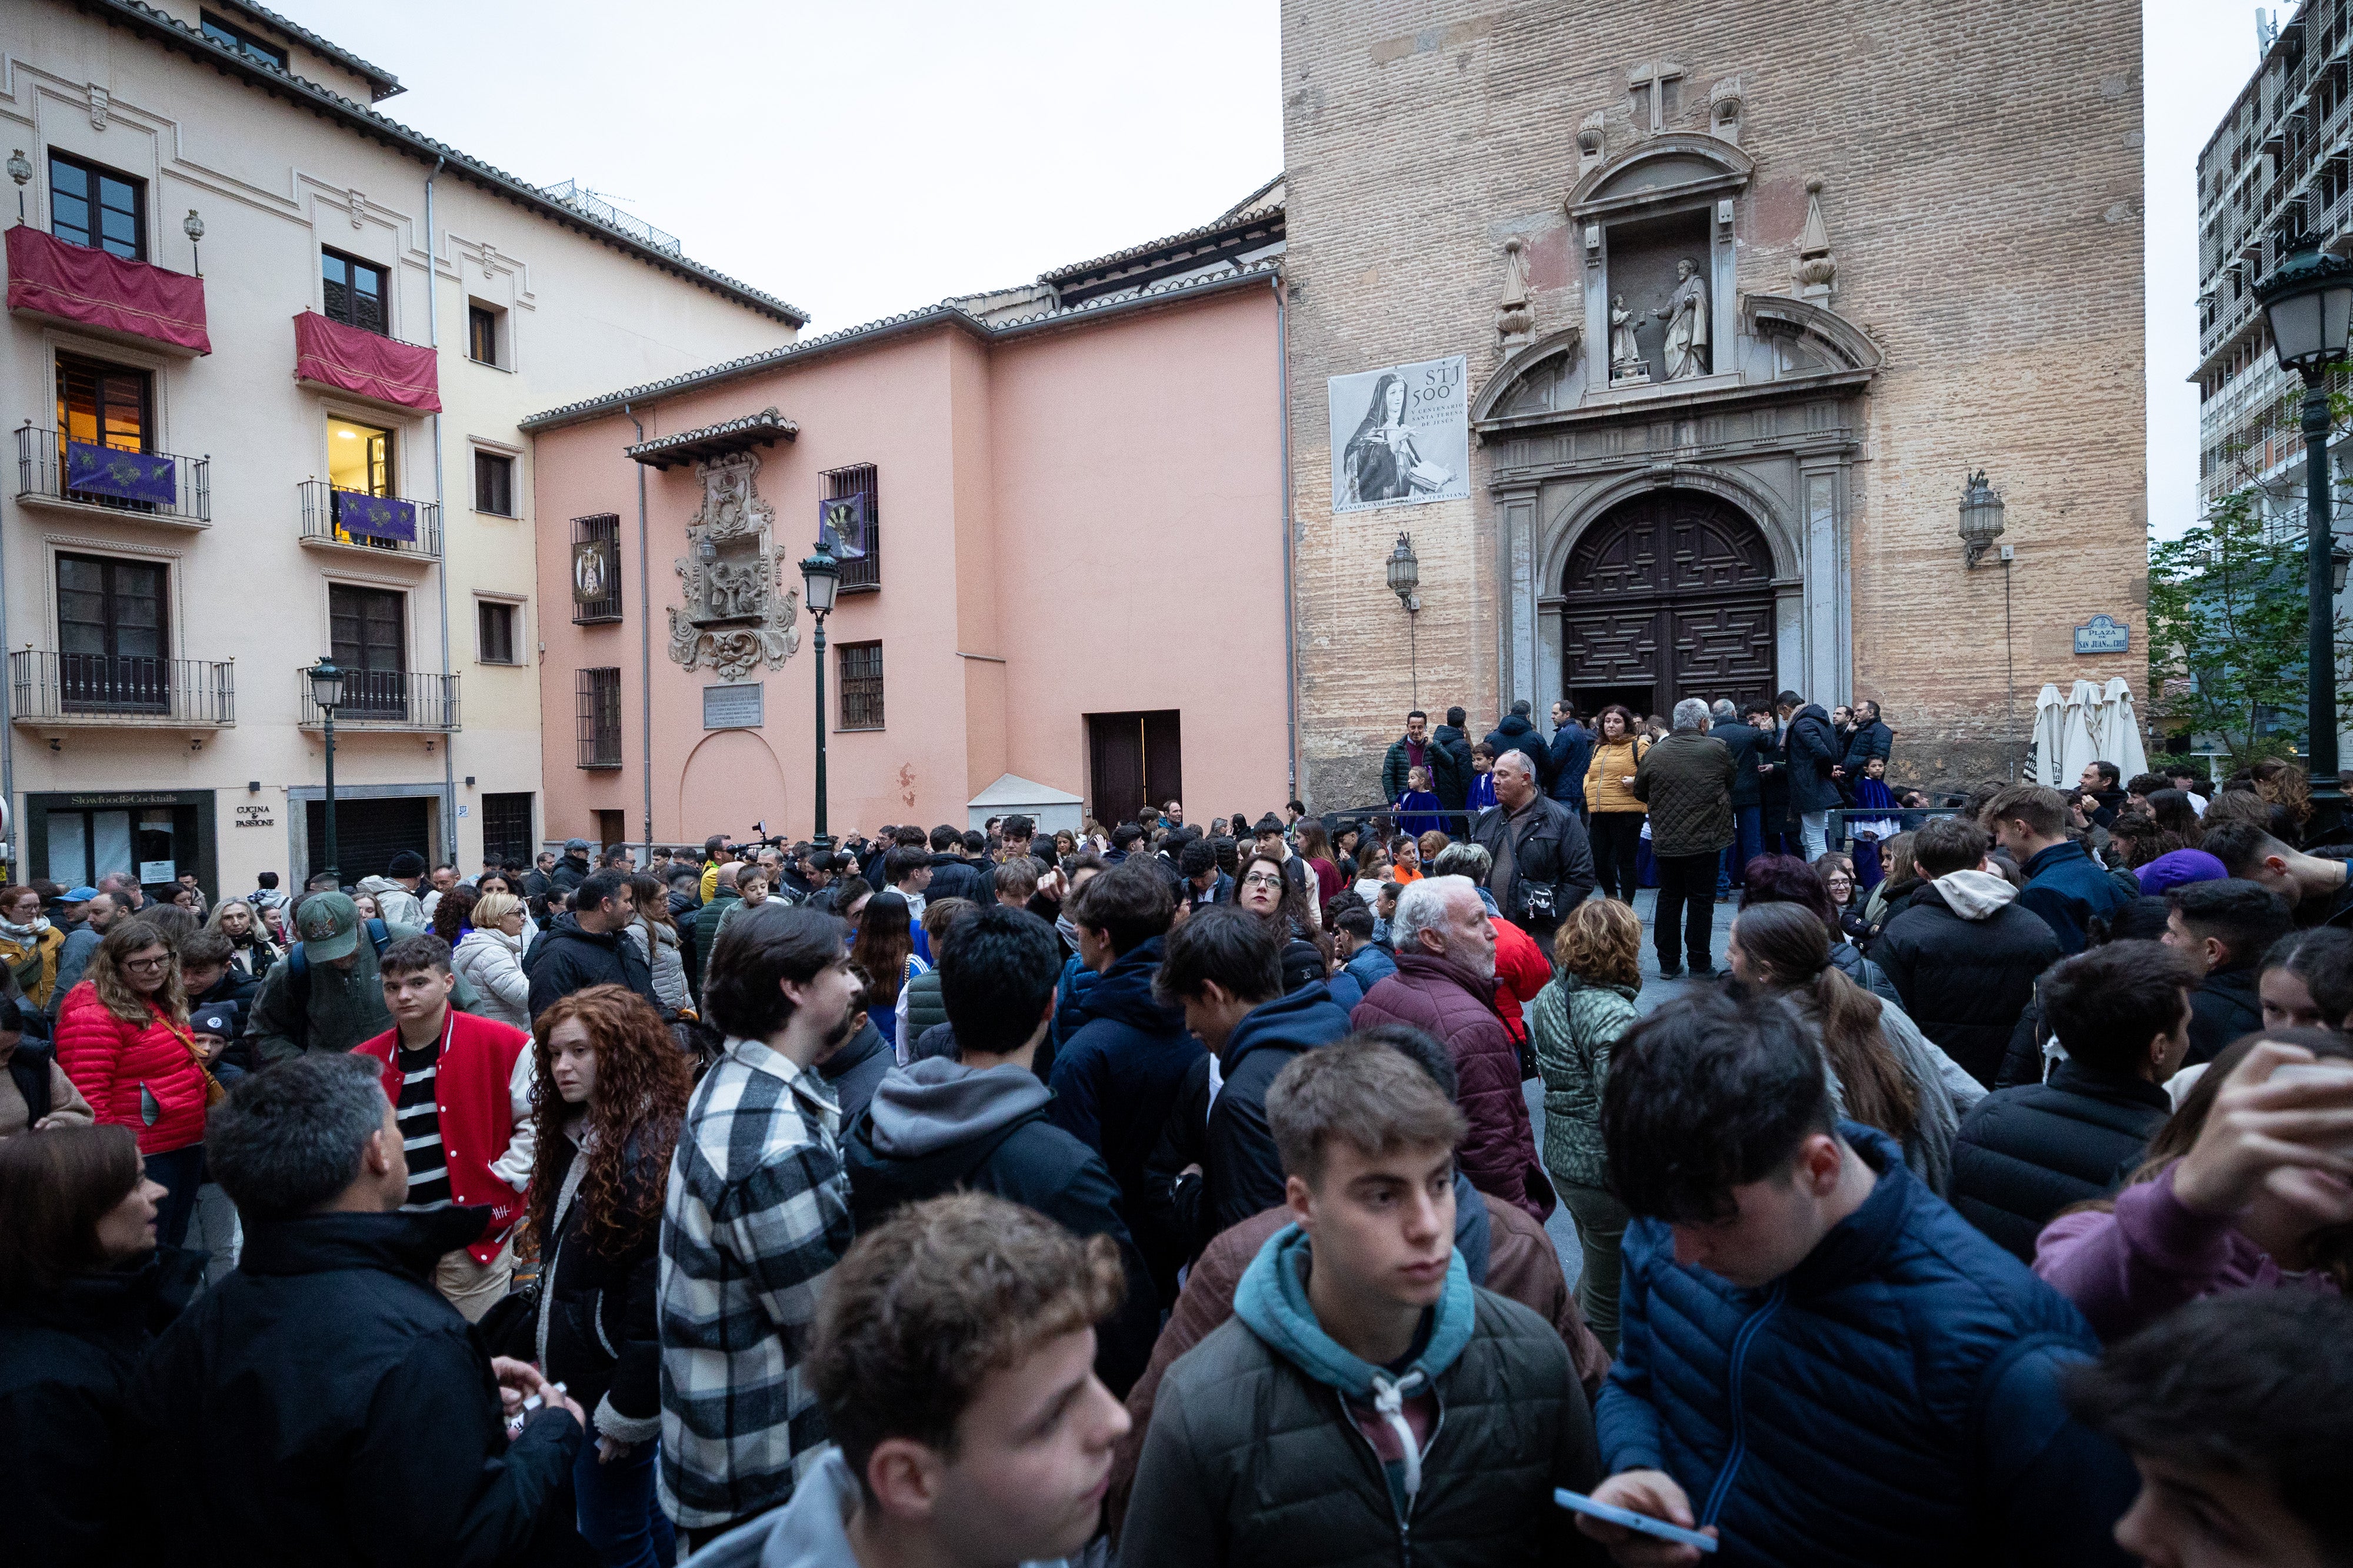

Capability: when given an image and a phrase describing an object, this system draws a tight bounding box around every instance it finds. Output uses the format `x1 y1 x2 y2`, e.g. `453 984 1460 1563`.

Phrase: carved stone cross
1628 61 1685 135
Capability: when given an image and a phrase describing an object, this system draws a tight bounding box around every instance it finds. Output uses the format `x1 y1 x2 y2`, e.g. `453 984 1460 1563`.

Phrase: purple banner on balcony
818 492 868 559
334 489 417 542
64 441 178 505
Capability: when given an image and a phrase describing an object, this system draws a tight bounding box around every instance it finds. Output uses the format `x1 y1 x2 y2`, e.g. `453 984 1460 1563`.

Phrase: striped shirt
394 1040 452 1210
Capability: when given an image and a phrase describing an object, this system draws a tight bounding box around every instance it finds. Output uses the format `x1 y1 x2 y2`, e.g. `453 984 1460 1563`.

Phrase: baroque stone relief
667 449 802 682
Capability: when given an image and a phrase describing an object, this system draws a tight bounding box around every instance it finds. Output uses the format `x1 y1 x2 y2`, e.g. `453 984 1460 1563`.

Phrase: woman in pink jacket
55 919 208 1247
2033 1027 2353 1342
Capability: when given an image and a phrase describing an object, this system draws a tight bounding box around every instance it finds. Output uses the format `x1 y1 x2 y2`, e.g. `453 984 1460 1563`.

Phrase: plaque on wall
703 682 764 730
2073 615 2129 655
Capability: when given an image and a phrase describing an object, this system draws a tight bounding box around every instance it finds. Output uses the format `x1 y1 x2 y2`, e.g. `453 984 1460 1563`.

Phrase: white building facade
1 0 799 897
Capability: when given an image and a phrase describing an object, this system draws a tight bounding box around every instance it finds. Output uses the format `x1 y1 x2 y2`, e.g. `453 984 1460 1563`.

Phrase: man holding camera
1468 748 1594 950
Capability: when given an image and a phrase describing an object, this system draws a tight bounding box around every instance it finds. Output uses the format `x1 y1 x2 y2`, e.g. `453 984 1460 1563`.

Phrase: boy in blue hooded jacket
1583 990 2138 1567
1120 1036 1601 1567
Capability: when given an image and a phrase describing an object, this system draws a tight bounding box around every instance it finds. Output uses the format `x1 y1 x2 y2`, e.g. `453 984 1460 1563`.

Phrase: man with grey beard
1350 873 1552 1222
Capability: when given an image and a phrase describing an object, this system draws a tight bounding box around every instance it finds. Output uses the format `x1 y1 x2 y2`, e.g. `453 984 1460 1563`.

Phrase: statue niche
1601 208 1711 385
667 449 801 683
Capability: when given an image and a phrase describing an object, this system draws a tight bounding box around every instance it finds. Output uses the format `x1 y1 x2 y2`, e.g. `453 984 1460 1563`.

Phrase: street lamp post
1387 532 1422 708
2257 234 2353 836
308 658 345 886
799 542 841 848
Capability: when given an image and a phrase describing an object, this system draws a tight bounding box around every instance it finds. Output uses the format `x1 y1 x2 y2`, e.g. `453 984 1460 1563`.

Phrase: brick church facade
1279 1 2148 803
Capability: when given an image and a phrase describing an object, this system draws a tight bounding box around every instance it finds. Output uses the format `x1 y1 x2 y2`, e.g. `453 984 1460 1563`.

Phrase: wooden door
1562 491 1775 719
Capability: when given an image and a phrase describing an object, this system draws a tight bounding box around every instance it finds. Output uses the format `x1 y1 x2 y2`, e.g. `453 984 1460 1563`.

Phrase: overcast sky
304 0 2247 542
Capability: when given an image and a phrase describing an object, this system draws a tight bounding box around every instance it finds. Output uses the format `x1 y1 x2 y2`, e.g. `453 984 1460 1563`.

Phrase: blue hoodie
1049 935 1202 1229
1234 1223 1475 1517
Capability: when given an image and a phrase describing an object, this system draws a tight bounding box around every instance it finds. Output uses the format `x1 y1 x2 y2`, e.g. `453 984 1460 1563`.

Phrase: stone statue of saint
1608 293 1649 384
1662 258 1709 380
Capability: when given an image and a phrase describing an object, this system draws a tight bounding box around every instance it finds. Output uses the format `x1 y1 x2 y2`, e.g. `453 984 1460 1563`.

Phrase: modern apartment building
1 0 798 896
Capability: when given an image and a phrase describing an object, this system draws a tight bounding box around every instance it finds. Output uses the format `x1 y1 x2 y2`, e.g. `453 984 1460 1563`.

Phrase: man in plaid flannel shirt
658 902 865 1546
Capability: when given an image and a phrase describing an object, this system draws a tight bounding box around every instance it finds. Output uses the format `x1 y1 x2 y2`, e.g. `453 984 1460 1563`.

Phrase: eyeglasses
123 955 169 972
1240 873 1285 890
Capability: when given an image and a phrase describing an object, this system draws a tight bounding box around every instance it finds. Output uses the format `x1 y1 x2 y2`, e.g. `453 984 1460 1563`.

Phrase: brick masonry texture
1282 0 2147 803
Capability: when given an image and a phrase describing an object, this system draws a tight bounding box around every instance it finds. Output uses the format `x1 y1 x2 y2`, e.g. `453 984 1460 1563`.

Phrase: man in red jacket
1352 873 1554 1222
352 932 536 1320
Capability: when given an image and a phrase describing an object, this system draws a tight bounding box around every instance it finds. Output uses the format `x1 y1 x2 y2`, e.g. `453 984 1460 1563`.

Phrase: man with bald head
1468 743 1594 951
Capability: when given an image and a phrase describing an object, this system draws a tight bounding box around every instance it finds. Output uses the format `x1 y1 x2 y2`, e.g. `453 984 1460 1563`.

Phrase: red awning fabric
5 223 211 354
292 310 441 413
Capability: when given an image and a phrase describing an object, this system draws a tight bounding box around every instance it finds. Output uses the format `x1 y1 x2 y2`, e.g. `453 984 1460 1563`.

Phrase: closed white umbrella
2058 679 2104 787
2092 677 2149 782
2031 684 2068 786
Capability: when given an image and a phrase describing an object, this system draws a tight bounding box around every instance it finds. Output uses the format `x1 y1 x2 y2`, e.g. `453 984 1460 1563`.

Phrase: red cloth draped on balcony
292 310 442 413
5 224 211 354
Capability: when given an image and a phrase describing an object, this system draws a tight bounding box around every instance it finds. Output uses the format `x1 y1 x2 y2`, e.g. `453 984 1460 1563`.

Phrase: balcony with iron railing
298 668 458 731
297 480 442 563
9 650 235 728
15 425 210 529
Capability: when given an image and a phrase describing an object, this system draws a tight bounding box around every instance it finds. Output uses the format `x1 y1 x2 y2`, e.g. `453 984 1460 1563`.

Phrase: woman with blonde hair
202 895 280 982
54 920 208 1247
451 890 531 1030
1527 896 1644 1349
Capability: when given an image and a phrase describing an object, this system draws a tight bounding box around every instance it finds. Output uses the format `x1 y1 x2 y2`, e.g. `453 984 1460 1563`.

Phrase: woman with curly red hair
528 984 691 1568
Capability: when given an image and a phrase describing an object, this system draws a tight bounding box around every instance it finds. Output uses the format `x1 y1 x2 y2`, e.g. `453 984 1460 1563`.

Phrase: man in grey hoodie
838 904 1159 1396
1875 816 2064 1089
356 850 429 929
687 1191 1132 1568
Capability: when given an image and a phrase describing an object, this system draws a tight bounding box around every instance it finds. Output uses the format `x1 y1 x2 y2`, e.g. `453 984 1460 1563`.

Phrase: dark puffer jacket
1874 875 2064 1089
1354 953 1552 1222
922 853 993 908
1120 1230 1601 1568
1600 1125 2138 1568
525 913 658 1020
1631 730 1735 858
1431 723 1477 812
536 1126 666 1447
1048 936 1204 1247
1779 703 1844 815
1948 1063 2172 1261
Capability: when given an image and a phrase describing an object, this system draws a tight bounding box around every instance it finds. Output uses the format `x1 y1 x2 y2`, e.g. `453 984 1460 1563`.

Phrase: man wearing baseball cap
249 891 471 1065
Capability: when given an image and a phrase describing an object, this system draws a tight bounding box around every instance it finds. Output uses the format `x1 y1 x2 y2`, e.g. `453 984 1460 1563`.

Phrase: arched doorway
1561 490 1777 721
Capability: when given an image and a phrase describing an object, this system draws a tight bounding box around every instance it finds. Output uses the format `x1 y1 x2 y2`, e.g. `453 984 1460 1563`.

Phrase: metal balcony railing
298 669 458 730
11 650 235 725
297 481 442 561
15 425 210 525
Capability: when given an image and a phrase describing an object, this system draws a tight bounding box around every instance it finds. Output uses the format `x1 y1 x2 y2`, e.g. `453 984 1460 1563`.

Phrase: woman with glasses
1235 850 1341 999
54 920 208 1247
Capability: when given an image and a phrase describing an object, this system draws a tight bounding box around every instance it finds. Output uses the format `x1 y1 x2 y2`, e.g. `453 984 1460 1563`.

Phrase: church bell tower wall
1281 1 2146 800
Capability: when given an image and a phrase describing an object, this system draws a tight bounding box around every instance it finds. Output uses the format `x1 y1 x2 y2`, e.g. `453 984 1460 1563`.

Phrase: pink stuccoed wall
531 285 1291 847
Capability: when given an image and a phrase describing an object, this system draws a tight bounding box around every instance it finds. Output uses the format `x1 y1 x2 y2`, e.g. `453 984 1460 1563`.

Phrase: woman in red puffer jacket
55 918 208 1247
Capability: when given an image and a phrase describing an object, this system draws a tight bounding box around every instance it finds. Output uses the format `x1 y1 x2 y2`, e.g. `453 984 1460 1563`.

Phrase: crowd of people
1 706 2349 1568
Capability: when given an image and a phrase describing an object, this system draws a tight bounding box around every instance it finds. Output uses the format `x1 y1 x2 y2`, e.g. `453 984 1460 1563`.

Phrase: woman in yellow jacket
0 885 65 1010
1583 705 1650 902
